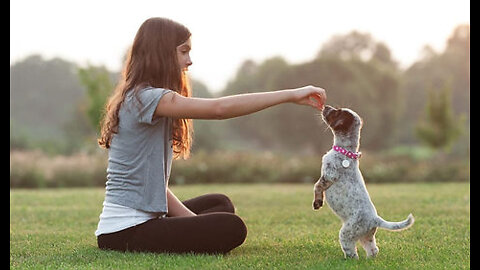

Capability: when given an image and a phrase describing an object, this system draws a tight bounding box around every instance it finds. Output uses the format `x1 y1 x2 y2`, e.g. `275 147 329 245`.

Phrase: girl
95 17 326 254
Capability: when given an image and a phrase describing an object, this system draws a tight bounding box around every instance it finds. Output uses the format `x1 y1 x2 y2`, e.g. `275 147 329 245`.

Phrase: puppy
313 105 414 259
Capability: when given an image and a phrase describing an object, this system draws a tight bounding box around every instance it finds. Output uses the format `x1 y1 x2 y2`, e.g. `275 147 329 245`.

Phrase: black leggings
97 193 247 254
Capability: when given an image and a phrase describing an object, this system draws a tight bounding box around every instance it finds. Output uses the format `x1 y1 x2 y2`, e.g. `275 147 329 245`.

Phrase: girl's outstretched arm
154 85 326 120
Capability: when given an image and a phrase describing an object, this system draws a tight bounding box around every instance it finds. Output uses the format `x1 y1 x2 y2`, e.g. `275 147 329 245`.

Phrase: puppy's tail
376 213 414 231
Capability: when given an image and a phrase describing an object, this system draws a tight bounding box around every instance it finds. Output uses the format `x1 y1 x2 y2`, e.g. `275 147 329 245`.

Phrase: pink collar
332 145 362 160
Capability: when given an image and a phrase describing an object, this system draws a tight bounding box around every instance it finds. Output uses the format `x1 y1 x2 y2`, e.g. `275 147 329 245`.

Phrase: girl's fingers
309 94 325 110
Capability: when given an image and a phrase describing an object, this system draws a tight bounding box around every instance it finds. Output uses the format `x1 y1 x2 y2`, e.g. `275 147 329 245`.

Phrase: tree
10 55 87 153
416 84 464 151
317 30 397 68
77 65 116 133
318 31 375 61
399 24 469 145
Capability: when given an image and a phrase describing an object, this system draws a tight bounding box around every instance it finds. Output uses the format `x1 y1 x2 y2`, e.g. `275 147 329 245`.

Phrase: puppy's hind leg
313 176 333 210
339 224 359 259
359 227 379 258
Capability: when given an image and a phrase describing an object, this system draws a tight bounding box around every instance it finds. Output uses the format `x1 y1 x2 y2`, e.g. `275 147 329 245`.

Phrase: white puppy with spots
313 105 414 259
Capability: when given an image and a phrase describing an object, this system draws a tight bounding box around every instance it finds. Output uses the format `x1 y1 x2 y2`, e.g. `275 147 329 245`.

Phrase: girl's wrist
283 88 298 103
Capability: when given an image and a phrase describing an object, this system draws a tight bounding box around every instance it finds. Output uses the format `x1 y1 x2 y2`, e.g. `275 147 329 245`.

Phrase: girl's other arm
166 188 196 217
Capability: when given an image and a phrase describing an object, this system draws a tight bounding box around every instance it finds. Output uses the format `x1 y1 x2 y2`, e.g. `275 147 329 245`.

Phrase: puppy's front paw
313 199 323 210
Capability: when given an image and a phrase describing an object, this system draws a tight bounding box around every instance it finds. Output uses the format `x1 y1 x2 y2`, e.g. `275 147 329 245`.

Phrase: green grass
11 183 470 269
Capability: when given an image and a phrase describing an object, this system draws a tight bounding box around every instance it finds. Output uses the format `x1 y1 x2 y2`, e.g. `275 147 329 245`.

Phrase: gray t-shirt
104 86 173 214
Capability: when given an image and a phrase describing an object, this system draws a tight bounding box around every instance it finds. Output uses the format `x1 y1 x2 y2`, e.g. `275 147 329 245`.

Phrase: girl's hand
291 85 326 110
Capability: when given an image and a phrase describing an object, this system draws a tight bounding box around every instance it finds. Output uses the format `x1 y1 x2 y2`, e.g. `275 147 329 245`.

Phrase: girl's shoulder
126 86 172 103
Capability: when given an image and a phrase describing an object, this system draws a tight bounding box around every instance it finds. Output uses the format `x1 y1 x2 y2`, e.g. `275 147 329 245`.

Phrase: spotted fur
313 105 414 259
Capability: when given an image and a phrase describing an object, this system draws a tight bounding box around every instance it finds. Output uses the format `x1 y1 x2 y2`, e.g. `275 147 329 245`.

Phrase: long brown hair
98 17 193 159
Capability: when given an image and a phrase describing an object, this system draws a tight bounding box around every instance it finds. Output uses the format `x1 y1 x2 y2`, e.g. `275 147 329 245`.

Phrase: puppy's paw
313 199 323 210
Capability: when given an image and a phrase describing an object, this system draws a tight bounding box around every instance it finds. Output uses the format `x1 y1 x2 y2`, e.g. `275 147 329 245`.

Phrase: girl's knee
211 213 247 247
221 213 247 252
212 193 236 213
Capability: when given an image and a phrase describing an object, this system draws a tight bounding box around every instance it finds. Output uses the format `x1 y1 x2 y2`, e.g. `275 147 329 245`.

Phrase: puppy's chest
321 152 360 182
321 152 366 211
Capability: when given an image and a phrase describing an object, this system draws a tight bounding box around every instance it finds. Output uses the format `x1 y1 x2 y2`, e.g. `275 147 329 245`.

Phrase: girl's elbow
213 103 227 120
211 101 231 120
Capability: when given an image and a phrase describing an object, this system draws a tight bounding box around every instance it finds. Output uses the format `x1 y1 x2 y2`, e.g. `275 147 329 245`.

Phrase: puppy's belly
325 184 350 220
326 185 378 224
325 183 368 221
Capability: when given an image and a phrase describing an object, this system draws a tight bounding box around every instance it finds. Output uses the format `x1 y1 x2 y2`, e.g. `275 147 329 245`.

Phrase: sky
10 0 469 93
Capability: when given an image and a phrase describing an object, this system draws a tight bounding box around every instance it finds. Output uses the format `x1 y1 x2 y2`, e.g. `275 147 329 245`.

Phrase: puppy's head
322 105 363 136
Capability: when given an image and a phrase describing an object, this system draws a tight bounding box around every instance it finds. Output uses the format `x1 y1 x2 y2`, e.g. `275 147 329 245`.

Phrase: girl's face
176 37 192 71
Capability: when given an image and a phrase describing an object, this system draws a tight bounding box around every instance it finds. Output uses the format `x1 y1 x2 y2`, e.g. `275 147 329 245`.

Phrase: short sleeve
136 88 172 124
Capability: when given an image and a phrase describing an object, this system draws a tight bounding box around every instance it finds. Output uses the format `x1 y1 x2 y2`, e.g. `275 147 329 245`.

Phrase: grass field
11 182 470 269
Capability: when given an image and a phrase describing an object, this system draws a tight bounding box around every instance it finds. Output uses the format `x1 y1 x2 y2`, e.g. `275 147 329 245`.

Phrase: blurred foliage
10 149 469 188
10 56 86 154
10 150 108 188
172 149 469 185
399 24 469 145
416 83 465 150
77 65 116 133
